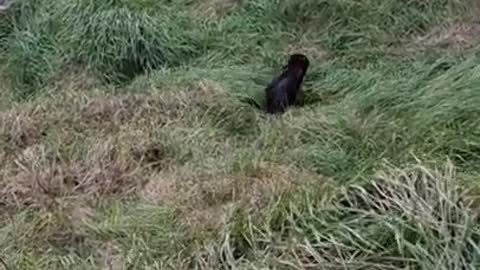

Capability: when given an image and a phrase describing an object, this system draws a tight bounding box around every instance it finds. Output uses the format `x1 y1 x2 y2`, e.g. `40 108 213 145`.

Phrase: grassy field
1 0 480 269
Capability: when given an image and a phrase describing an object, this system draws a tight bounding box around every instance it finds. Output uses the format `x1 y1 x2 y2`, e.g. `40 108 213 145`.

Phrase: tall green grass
1 0 467 99
0 0 209 97
219 162 480 270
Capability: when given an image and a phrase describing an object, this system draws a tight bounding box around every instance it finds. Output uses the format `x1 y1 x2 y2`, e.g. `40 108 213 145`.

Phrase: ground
1 0 480 269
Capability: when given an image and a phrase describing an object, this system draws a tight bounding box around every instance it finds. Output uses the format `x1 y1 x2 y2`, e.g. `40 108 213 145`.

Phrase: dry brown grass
285 36 330 62
99 241 125 270
0 74 312 242
388 3 480 56
0 79 220 210
0 109 45 159
0 142 144 209
405 3 480 53
140 161 321 234
0 68 12 110
189 0 242 20
0 77 274 265
46 65 102 94
416 20 480 50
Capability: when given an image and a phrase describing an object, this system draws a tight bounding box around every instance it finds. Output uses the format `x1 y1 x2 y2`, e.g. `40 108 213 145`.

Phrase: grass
1 0 480 269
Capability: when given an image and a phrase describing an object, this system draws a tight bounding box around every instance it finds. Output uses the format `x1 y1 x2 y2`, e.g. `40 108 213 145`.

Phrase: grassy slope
1 0 480 269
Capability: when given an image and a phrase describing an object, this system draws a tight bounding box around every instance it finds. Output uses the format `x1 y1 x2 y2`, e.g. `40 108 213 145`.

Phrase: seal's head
287 53 309 78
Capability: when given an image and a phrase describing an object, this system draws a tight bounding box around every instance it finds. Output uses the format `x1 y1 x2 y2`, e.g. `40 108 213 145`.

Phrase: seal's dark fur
265 54 310 114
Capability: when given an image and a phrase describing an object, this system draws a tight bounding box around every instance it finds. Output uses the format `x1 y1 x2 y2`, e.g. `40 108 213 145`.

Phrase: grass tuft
213 161 480 269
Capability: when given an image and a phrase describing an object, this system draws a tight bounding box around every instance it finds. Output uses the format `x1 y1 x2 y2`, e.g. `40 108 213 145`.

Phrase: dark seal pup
265 53 310 114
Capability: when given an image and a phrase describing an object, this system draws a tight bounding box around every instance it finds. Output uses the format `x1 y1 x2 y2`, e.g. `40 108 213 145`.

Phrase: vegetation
1 0 480 269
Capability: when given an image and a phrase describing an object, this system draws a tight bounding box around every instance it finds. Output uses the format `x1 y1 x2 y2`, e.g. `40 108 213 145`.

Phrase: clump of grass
212 161 480 270
265 0 467 66
0 0 66 98
0 0 209 98
1 0 468 98
59 0 205 83
2 30 62 98
0 10 12 43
